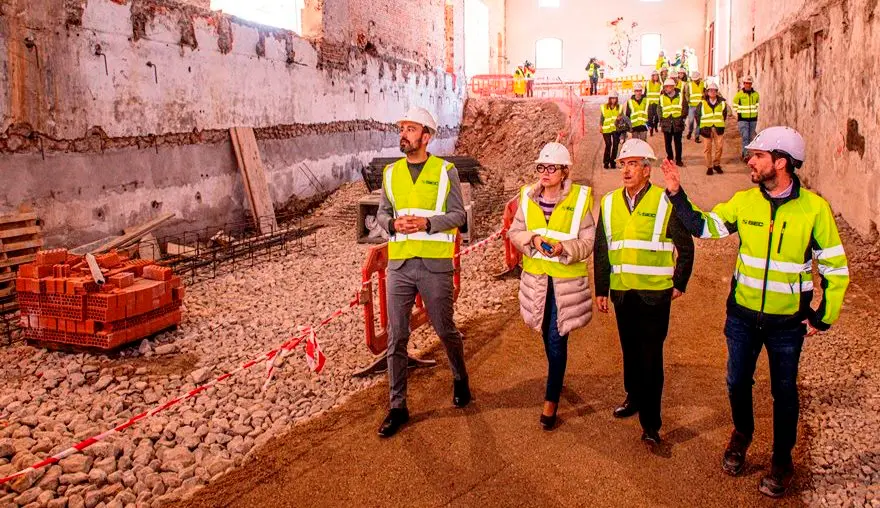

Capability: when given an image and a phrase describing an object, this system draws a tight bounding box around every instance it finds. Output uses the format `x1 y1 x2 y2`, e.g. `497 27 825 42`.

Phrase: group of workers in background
377 104 849 500
600 64 761 176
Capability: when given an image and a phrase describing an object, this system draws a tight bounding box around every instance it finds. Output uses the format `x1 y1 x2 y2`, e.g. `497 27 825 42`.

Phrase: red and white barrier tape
0 230 507 486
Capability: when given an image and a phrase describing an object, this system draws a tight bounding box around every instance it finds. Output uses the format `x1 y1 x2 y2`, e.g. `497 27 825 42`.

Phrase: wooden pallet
0 211 43 311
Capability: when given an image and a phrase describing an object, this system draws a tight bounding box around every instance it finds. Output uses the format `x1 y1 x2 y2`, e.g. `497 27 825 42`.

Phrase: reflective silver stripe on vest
738 254 812 274
734 272 814 294
389 231 455 243
701 212 730 239
383 164 396 208
813 244 845 260
603 191 673 252
611 265 674 276
817 265 849 276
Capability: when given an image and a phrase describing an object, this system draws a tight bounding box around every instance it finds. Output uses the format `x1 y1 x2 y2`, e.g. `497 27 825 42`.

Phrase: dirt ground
177 100 832 508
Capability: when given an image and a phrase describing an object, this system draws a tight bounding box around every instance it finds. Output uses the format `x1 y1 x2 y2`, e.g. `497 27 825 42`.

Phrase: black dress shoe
758 459 794 498
714 165 724 174
641 429 661 445
706 167 714 175
675 160 685 167
721 430 752 476
612 396 638 418
686 133 692 140
453 378 471 407
539 411 557 431
695 137 702 144
378 408 409 438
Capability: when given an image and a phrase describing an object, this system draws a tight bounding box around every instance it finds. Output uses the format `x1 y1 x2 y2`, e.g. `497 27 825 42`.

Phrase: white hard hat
397 107 438 133
616 139 656 162
743 75 754 83
745 126 806 164
663 78 676 87
535 142 572 166
633 82 644 91
651 70 659 76
706 81 719 90
691 71 701 79
608 91 619 99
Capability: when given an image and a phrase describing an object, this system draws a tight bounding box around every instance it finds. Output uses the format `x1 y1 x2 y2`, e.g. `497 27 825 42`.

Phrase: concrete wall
0 0 466 246
717 0 879 237
505 0 707 81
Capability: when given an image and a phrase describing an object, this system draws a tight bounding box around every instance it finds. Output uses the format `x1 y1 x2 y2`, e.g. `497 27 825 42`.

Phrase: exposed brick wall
173 0 210 8
344 0 447 67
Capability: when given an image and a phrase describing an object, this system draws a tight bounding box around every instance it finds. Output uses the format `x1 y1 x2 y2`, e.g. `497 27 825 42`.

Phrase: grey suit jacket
376 156 467 273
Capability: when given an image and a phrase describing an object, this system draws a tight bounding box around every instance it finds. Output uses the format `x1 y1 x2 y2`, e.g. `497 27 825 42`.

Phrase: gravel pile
0 214 515 507
798 221 880 507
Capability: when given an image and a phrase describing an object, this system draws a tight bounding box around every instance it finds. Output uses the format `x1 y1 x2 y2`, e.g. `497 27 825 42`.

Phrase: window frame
534 37 564 69
640 33 663 66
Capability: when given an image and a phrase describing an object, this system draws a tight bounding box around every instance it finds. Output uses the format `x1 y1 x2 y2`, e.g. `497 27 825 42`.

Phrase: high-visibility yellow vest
628 98 648 128
601 185 675 291
646 81 662 105
699 100 726 128
661 93 683 118
521 183 593 278
655 56 666 70
601 104 620 133
696 187 849 321
688 81 705 107
733 89 760 119
384 156 457 260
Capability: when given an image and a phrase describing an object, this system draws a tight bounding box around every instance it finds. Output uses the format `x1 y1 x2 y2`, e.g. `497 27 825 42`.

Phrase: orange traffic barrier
502 198 522 272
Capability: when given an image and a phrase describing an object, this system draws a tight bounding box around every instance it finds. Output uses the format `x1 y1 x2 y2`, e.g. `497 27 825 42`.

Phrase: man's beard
750 167 778 189
400 138 421 154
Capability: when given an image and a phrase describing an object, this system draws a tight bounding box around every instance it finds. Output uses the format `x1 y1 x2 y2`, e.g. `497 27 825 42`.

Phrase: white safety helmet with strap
633 82 644 92
397 107 438 134
608 91 619 99
663 78 676 87
535 142 572 166
745 126 806 168
691 71 701 80
706 81 719 90
616 138 657 162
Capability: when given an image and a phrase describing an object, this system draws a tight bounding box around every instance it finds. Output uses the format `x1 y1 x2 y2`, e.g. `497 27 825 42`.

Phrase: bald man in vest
375 107 471 437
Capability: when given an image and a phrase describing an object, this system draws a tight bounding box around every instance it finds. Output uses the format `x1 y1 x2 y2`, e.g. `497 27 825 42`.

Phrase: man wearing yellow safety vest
624 83 650 141
376 107 470 437
660 126 850 498
646 70 663 136
733 76 760 161
600 92 623 169
655 51 667 71
659 78 687 166
695 81 729 175
594 139 694 448
513 65 526 98
685 71 705 144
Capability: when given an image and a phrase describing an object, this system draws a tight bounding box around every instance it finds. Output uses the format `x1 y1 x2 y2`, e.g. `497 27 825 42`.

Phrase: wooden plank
92 213 175 254
0 300 19 313
0 212 37 225
0 286 13 298
0 225 41 239
0 238 43 253
138 233 160 261
0 253 37 269
69 235 123 256
166 242 197 258
230 127 278 234
0 271 17 283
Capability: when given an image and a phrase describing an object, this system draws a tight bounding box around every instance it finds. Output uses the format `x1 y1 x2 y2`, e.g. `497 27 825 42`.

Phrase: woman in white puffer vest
507 142 595 430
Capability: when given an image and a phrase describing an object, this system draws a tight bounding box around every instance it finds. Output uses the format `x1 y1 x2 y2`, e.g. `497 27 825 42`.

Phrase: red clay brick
108 272 134 289
36 249 69 267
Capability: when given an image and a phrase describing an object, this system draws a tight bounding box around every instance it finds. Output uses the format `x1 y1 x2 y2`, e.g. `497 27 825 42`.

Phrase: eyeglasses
536 164 565 173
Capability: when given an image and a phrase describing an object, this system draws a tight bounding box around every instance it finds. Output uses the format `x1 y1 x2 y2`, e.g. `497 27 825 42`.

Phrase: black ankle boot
453 378 471 407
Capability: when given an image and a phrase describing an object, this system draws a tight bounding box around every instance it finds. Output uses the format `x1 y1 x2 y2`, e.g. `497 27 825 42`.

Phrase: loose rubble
0 194 517 506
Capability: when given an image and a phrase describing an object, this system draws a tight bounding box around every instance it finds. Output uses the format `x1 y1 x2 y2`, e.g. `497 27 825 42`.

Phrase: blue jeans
725 314 805 463
541 278 569 403
737 120 757 157
686 106 700 139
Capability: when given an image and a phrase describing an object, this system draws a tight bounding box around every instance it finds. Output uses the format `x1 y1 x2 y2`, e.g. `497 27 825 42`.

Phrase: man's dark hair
770 150 801 172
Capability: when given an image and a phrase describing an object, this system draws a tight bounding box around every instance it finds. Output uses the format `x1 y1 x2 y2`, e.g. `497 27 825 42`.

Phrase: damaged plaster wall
0 0 465 246
718 0 879 238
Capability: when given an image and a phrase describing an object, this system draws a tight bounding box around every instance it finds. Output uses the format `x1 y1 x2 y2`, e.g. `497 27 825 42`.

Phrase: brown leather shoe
722 430 752 476
759 459 794 498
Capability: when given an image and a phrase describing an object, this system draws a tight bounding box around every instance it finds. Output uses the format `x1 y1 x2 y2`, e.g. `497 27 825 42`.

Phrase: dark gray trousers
386 258 467 409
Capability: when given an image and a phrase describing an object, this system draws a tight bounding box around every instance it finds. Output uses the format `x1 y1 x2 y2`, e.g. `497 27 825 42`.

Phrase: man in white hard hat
659 78 687 166
594 138 694 448
375 106 471 437
600 91 623 169
686 71 705 144
696 81 730 175
733 76 760 161
625 83 649 141
661 126 850 497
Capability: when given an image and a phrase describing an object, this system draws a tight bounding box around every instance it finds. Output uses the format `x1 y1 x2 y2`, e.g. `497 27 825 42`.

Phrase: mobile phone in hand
541 241 554 253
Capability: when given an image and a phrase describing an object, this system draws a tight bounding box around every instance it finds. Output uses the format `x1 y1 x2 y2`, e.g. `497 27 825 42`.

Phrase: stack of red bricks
15 248 184 350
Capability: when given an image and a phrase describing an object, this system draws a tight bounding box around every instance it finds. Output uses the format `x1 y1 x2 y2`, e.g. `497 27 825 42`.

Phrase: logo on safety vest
637 212 657 218
743 219 765 227
423 180 439 186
